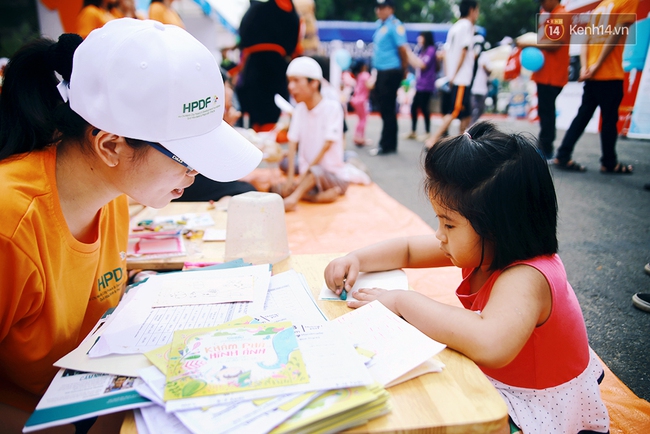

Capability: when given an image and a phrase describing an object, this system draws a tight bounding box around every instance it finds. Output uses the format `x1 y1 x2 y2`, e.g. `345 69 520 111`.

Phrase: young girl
0 19 261 432
349 59 372 147
325 122 608 434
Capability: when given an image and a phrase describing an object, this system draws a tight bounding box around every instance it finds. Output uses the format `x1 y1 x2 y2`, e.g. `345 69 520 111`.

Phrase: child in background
349 59 372 147
407 31 436 141
324 122 609 434
277 56 349 212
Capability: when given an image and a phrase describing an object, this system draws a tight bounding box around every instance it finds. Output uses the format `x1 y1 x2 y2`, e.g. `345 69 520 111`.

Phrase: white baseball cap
286 56 323 80
63 18 262 182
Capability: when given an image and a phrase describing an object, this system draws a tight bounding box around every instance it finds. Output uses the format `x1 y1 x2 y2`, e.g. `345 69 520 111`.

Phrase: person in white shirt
426 0 479 148
277 57 349 211
470 34 492 125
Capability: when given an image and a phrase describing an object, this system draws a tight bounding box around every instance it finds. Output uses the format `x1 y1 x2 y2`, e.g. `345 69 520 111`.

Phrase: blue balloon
520 47 545 72
335 49 352 70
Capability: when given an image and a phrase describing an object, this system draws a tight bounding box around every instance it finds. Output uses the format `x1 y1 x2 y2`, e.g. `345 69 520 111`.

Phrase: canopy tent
317 21 485 45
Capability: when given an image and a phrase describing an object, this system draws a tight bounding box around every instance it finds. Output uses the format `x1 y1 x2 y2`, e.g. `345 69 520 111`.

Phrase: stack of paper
27 262 446 433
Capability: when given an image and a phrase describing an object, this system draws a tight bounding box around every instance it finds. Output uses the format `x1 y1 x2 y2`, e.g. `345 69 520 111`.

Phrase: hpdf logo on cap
66 18 262 182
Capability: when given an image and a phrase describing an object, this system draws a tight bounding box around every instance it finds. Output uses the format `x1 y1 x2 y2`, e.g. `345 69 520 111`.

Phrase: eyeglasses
92 128 196 175
144 141 196 175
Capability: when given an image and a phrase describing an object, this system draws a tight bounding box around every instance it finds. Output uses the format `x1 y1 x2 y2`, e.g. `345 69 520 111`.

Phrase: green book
164 321 310 401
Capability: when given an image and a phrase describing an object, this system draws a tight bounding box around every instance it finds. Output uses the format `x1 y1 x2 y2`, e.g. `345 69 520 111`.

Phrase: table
121 248 508 432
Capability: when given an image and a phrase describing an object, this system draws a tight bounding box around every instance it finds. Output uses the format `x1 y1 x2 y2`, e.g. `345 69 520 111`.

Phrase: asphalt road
345 112 650 402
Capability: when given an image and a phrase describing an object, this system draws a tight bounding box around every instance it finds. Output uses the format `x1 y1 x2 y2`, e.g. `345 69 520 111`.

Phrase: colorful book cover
164 321 309 401
144 316 255 374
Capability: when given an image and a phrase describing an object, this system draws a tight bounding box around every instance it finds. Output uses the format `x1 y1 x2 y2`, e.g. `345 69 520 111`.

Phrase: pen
340 278 347 301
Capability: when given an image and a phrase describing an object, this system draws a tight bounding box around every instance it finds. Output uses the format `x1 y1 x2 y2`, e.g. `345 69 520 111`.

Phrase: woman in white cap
0 18 261 431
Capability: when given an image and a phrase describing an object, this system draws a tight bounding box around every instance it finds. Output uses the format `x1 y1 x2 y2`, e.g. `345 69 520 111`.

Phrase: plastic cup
224 192 290 264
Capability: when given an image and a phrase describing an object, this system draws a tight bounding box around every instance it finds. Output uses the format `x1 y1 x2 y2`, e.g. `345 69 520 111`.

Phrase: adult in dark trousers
235 0 300 132
425 0 479 148
369 0 409 156
517 0 570 160
553 0 638 173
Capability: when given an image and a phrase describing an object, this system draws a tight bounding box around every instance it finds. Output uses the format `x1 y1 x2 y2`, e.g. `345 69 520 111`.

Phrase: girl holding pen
324 121 608 434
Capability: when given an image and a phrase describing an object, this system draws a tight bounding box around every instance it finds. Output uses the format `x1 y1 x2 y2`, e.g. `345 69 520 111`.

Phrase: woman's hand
324 255 360 296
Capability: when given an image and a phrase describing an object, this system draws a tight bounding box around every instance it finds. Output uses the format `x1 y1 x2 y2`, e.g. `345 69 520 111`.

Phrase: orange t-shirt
149 2 185 28
0 147 128 411
532 4 571 87
586 0 639 80
76 4 114 38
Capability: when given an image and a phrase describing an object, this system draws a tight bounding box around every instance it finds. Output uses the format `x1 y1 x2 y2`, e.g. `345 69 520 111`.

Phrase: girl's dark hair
0 34 149 161
84 0 104 7
423 121 558 271
351 58 367 76
419 31 434 48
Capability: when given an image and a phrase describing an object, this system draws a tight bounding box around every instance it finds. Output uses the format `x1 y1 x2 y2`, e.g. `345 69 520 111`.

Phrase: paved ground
344 112 650 401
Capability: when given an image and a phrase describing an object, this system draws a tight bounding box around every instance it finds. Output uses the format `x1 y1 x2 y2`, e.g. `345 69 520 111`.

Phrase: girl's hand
324 255 360 296
346 287 387 308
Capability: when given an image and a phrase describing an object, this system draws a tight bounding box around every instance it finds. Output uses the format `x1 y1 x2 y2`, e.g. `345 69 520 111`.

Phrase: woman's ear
91 129 127 168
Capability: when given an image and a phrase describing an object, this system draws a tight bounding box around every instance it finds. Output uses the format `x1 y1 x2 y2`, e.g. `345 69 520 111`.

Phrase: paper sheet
152 212 215 229
202 228 226 241
54 308 153 378
139 405 191 434
319 269 409 301
331 300 446 387
88 265 271 357
152 274 255 307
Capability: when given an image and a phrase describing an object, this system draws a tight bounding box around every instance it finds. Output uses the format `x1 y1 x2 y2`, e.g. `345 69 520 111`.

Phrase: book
23 369 151 432
270 384 391 434
164 321 310 401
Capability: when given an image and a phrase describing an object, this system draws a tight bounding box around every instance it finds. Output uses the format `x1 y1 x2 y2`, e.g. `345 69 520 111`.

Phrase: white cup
225 192 290 264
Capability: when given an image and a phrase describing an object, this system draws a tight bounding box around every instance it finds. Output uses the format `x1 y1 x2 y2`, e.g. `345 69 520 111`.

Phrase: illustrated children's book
269 384 390 434
164 321 310 401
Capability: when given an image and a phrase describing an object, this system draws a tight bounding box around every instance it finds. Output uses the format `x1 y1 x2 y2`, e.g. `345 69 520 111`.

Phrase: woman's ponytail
0 34 86 160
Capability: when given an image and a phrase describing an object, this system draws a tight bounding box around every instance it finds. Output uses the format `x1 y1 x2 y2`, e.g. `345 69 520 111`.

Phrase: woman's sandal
553 159 587 172
600 163 633 175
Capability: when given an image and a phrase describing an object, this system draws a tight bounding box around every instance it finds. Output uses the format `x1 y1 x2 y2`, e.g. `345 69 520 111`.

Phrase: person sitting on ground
325 121 609 434
0 18 261 431
275 56 349 212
